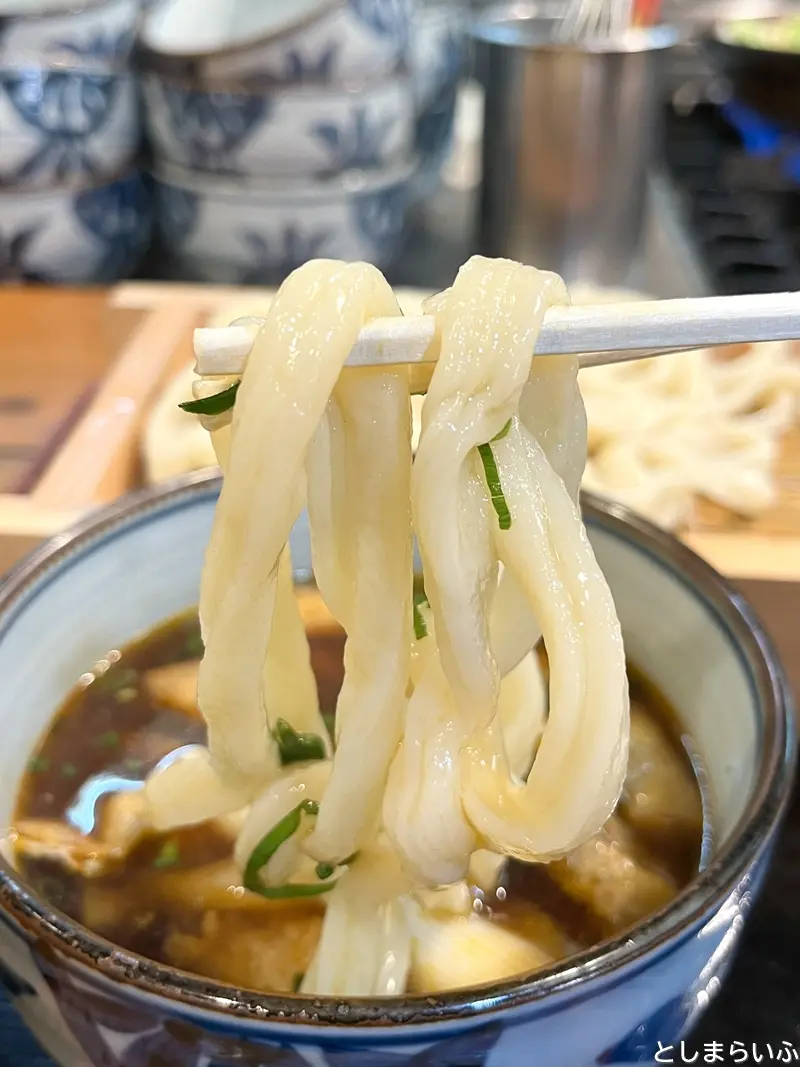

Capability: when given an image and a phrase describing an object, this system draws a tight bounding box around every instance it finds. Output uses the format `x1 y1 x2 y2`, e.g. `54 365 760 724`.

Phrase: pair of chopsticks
192 292 800 377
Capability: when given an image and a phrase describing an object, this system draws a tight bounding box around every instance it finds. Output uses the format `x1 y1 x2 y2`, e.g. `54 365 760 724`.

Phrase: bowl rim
0 0 132 24
138 64 414 97
0 165 143 200
136 0 346 68
151 156 417 201
0 469 795 1030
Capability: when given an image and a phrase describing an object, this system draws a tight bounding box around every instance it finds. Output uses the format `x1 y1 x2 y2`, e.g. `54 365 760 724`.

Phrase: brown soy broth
13 592 703 995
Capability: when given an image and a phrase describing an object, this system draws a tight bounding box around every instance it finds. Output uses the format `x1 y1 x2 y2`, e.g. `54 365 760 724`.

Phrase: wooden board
0 281 797 583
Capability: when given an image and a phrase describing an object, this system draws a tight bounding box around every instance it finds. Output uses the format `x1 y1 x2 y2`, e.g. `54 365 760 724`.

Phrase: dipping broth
13 588 705 996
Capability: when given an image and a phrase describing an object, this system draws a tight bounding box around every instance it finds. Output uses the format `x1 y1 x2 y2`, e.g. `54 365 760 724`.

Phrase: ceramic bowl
408 4 465 195
136 0 413 88
152 158 413 283
0 471 794 1067
0 168 151 282
0 65 140 189
410 1 465 113
0 0 140 68
141 71 415 178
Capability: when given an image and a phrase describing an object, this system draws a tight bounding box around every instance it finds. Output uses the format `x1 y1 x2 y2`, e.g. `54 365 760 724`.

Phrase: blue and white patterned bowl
137 0 413 88
141 71 414 178
0 65 140 190
0 0 140 69
408 3 465 196
410 2 465 114
152 158 413 283
0 168 151 282
0 472 794 1067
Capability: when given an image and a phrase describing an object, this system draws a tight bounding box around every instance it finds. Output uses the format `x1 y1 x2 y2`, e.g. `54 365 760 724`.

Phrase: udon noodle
144 256 630 996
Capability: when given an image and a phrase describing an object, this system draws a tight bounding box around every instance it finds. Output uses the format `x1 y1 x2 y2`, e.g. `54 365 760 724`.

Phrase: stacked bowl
136 0 464 283
0 0 151 284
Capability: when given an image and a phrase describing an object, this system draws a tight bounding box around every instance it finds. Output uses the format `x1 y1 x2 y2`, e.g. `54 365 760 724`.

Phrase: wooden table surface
0 287 142 494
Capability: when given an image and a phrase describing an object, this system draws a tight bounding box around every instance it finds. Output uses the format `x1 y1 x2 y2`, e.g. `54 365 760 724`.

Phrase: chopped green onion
60 762 77 778
492 418 512 441
179 381 240 416
315 862 335 881
478 442 512 531
413 589 429 641
99 731 120 749
28 755 50 774
272 719 326 766
183 629 204 658
122 756 145 774
153 839 180 869
244 799 335 900
291 972 305 993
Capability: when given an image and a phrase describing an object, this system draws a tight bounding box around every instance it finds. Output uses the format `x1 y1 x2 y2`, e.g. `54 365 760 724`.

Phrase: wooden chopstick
193 292 800 376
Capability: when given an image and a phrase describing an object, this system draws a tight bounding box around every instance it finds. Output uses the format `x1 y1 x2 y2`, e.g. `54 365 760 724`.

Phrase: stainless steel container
472 16 679 286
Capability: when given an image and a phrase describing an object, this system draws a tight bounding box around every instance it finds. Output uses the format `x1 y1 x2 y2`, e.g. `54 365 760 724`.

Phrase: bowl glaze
0 167 151 282
136 0 413 88
0 64 140 189
141 71 414 178
152 158 412 283
0 0 139 68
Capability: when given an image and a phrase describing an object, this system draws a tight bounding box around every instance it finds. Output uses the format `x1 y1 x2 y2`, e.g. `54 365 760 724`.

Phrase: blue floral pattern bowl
0 168 151 282
152 158 412 282
0 0 139 68
137 0 413 88
141 72 414 178
0 65 140 189
0 472 793 1067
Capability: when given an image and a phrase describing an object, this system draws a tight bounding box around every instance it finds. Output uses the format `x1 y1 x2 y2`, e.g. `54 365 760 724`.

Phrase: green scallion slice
413 589 429 641
272 719 326 766
179 381 240 417
492 418 512 441
153 839 180 869
478 442 512 530
244 799 335 900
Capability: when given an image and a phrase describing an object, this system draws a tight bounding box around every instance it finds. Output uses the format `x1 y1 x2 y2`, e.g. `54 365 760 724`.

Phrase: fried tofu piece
165 908 323 993
411 914 554 994
548 815 676 933
13 819 113 877
143 661 201 719
621 704 703 840
13 794 151 878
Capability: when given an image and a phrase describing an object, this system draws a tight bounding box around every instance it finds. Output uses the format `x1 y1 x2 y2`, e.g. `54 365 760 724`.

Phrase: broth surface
13 592 704 995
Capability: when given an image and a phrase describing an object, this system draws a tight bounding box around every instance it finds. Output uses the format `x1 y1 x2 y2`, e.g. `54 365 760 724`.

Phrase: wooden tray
0 281 797 582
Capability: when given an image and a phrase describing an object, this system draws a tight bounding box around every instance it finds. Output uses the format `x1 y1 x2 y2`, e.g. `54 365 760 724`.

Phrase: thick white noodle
305 366 413 863
490 354 587 678
580 341 800 529
302 840 413 997
386 257 628 883
145 261 403 828
462 423 629 859
145 255 631 995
